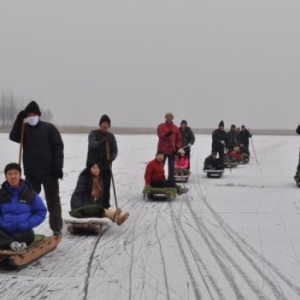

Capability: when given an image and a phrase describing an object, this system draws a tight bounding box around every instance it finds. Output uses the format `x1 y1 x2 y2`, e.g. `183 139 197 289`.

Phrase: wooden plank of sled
174 174 190 182
64 216 111 234
142 186 177 200
0 234 61 268
204 169 224 178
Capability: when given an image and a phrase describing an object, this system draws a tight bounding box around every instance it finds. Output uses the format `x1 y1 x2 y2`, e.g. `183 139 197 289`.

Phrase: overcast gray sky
0 1 299 129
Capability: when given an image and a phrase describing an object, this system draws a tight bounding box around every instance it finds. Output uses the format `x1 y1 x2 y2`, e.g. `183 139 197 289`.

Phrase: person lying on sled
69 162 129 226
144 151 187 195
174 149 190 175
203 151 224 170
0 163 47 252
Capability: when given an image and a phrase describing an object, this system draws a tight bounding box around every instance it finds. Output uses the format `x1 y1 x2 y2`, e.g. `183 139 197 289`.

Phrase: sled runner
174 173 190 183
142 186 178 201
204 169 224 178
64 216 111 234
0 234 61 268
224 162 238 169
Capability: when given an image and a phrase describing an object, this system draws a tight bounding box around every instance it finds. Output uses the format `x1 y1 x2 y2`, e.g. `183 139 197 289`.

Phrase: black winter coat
9 120 64 179
212 129 227 150
239 130 252 147
179 127 195 152
86 129 118 170
70 175 104 210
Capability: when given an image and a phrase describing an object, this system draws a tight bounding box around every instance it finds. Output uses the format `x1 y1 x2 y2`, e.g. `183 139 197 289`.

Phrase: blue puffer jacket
0 179 47 234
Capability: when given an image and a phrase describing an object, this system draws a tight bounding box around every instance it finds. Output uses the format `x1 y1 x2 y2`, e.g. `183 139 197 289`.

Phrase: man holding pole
9 101 64 236
86 114 118 209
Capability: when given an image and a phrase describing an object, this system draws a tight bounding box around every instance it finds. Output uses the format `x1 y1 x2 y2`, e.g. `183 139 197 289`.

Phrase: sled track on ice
191 177 300 299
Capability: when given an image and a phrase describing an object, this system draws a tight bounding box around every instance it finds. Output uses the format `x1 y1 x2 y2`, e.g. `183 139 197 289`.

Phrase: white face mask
27 116 39 126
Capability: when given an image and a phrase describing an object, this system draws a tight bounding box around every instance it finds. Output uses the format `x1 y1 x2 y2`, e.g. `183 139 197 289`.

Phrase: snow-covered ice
0 133 300 300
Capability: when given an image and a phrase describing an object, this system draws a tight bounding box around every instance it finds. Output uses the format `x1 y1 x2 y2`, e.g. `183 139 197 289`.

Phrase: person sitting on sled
203 151 224 171
0 163 47 252
174 149 190 175
69 162 129 226
226 147 243 163
144 151 187 194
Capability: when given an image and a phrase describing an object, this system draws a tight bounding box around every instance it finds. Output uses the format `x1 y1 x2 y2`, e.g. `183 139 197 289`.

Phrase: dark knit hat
180 120 187 125
4 163 22 175
25 101 41 116
156 150 165 156
99 114 111 126
219 120 224 127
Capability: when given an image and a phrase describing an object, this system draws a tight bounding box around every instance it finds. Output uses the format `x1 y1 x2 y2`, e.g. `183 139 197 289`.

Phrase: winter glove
188 143 192 147
220 140 225 145
178 148 183 154
165 131 173 137
16 110 27 124
53 168 63 179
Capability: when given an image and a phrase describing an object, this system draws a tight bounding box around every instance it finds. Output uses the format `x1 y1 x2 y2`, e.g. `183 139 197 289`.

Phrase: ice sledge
64 215 111 234
204 169 224 178
0 234 61 268
174 169 191 183
142 186 178 201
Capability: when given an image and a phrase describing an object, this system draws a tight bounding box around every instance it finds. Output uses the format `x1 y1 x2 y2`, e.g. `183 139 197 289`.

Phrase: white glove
178 148 183 153
188 143 192 147
221 141 225 145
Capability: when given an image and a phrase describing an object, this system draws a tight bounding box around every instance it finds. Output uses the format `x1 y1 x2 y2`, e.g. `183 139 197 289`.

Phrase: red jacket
144 158 166 186
157 122 181 155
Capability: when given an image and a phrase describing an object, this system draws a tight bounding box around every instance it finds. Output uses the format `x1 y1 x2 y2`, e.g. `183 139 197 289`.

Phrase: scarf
91 176 102 203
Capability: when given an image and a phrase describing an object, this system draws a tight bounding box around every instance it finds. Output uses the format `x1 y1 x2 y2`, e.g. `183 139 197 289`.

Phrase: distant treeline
1 126 294 136
0 92 53 127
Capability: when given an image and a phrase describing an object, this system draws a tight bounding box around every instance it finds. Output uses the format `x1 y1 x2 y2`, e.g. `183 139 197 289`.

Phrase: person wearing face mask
9 101 64 236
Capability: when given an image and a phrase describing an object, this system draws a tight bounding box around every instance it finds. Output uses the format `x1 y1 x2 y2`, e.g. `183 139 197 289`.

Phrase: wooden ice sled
0 234 61 268
142 186 178 201
204 169 224 178
64 215 111 234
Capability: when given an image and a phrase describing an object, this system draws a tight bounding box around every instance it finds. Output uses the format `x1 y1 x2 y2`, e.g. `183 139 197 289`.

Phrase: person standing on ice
226 124 239 150
69 162 129 226
0 163 47 252
212 120 227 166
294 124 300 180
157 112 181 183
239 125 252 155
86 114 118 209
179 119 195 169
9 101 64 236
144 151 187 194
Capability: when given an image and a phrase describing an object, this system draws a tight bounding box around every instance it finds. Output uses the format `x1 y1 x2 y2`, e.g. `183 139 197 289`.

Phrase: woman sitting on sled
0 163 47 252
69 162 129 225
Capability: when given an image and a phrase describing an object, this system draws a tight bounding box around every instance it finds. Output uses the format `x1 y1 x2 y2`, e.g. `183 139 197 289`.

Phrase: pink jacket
157 122 181 155
174 156 189 169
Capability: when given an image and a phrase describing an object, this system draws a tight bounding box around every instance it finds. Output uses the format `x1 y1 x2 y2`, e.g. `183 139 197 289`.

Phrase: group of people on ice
204 120 252 171
144 112 195 195
0 101 129 253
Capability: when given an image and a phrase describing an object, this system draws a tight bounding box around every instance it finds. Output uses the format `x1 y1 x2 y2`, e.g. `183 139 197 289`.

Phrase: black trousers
0 228 35 249
26 175 62 232
162 154 175 183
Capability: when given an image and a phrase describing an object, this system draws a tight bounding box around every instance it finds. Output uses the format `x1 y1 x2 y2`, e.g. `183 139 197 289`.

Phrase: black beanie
219 120 224 127
180 120 187 125
25 101 41 116
4 163 22 175
99 114 111 126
